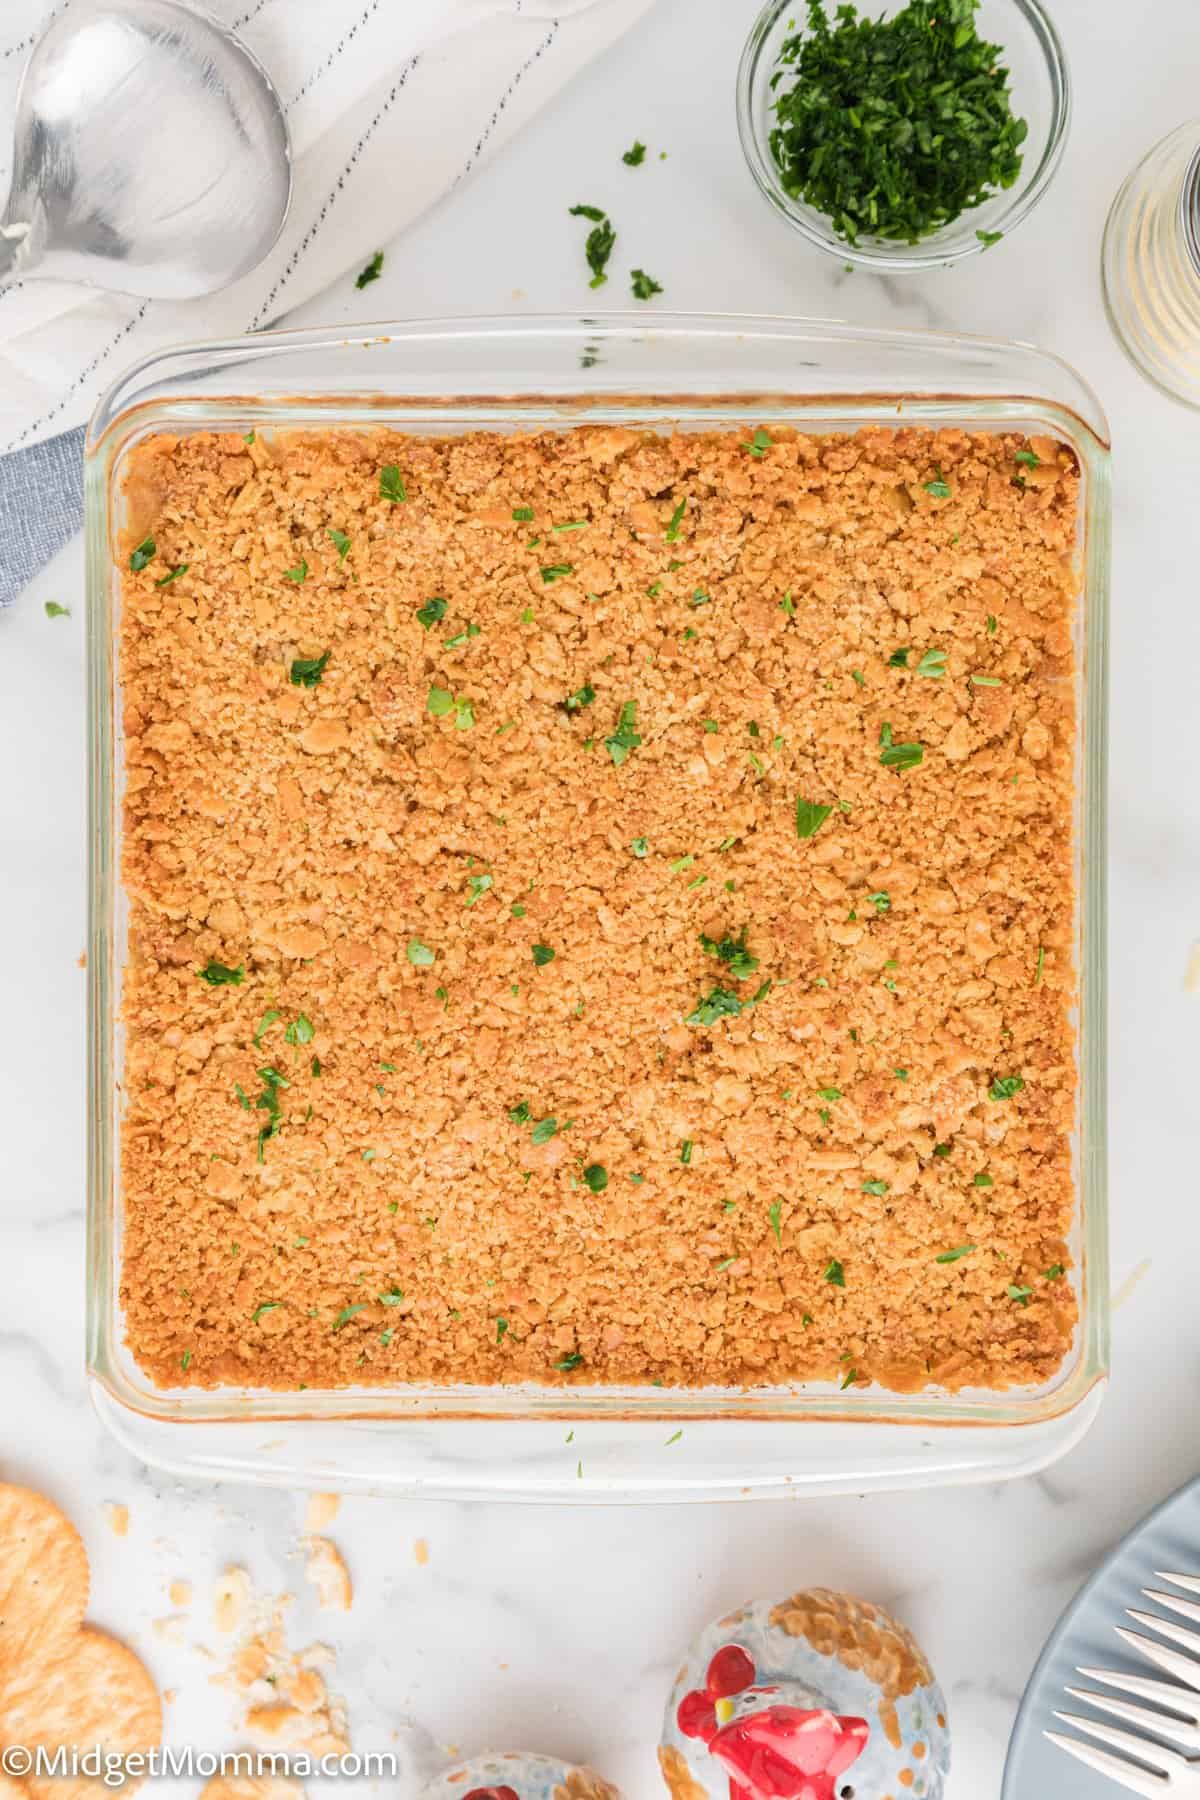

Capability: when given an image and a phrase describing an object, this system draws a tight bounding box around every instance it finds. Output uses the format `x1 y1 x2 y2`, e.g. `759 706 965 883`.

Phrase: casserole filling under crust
118 421 1078 1391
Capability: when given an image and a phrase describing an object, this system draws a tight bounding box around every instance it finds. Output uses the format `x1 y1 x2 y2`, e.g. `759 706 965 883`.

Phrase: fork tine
1079 1664 1200 1721
1128 1607 1200 1661
1158 1572 1200 1597
1064 1685 1200 1750
1146 1588 1200 1628
1052 1710 1187 1773
1044 1729 1169 1796
1116 1625 1200 1693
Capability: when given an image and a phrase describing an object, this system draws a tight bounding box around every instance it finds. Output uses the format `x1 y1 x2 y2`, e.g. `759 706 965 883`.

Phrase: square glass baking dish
84 314 1110 1500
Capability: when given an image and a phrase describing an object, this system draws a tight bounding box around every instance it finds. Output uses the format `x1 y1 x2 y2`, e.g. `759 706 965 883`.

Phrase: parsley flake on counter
531 1117 559 1145
417 597 447 630
355 252 383 288
129 536 156 572
744 427 773 458
768 1199 783 1244
916 647 947 678
988 1075 1025 1101
379 465 407 503
540 563 573 583
44 601 70 618
283 560 308 583
631 267 663 300
289 649 330 687
406 938 436 968
569 205 616 287
795 798 833 839
532 943 556 967
622 140 647 165
198 960 243 987
977 228 1003 248
156 564 189 587
583 1163 608 1193
465 873 493 906
823 1258 846 1287
605 700 642 766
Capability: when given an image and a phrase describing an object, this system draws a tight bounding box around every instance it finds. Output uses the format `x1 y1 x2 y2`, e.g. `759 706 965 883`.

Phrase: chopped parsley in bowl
736 0 1069 269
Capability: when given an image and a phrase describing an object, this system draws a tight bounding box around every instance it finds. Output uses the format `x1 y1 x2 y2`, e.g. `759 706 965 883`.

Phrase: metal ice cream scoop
0 0 291 299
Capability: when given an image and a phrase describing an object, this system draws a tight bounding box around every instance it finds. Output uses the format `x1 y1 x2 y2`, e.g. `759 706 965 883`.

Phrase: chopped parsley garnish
310 1056 321 1077
933 1142 952 1157
665 498 687 541
198 960 243 987
1015 448 1040 468
540 563 573 583
1044 1263 1065 1280
465 873 493 906
531 944 556 967
583 1163 608 1193
988 1074 1025 1101
744 427 773 458
680 1139 694 1164
780 592 797 618
508 1101 531 1125
234 1083 251 1110
556 1352 584 1371
444 624 481 648
129 537 156 572
252 1302 281 1324
355 252 384 288
512 507 535 524
181 1351 192 1372
406 938 436 968
690 589 711 608
605 700 642 766
816 1086 841 1102
823 1258 846 1287
289 649 330 687
531 1117 559 1145
861 1179 889 1195
378 1287 404 1306
563 682 596 712
936 1245 976 1263
840 1368 860 1391
867 890 890 913
924 471 952 499
254 1009 280 1046
700 926 759 981
970 673 1002 686
622 140 647 165
851 668 866 686
768 1200 782 1244
44 601 70 618
569 205 616 287
284 1014 314 1045
973 1171 994 1187
283 560 308 583
332 1303 367 1330
631 267 663 300
327 528 351 563
916 647 947 678
894 1067 909 1081
1035 944 1045 986
795 798 833 839
630 837 649 857
1007 1283 1033 1306
495 1318 509 1343
687 988 744 1027
879 721 924 771
986 614 998 634
553 520 588 533
379 465 407 503
665 1430 683 1446
155 564 189 587
417 596 447 630
888 647 911 668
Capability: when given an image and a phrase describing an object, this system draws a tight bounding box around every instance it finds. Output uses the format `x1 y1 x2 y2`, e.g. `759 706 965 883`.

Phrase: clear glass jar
1102 121 1200 407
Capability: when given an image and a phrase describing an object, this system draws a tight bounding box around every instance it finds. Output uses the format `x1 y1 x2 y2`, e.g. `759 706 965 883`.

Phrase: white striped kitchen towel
0 0 658 604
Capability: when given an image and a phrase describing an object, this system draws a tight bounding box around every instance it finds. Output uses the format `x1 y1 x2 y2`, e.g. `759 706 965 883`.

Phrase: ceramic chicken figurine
418 1751 623 1800
659 1589 950 1800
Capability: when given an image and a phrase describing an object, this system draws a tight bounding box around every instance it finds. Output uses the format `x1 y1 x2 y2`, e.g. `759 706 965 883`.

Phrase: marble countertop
2 1 1199 1795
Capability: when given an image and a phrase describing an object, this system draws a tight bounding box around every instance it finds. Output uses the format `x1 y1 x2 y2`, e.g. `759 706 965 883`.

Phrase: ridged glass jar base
1102 121 1200 408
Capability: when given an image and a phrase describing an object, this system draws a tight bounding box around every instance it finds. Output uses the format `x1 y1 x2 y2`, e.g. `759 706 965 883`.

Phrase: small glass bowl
736 0 1071 271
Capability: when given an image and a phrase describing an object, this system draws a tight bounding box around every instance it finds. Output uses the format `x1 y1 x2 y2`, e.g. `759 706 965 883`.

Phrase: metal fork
1046 1572 1200 1793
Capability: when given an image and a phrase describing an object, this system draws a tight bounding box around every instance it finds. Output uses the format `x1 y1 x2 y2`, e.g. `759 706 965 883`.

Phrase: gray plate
1004 1473 1200 1798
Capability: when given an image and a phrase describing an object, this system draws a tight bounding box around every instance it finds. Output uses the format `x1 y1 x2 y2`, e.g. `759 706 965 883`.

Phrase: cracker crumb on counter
118 422 1079 1395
